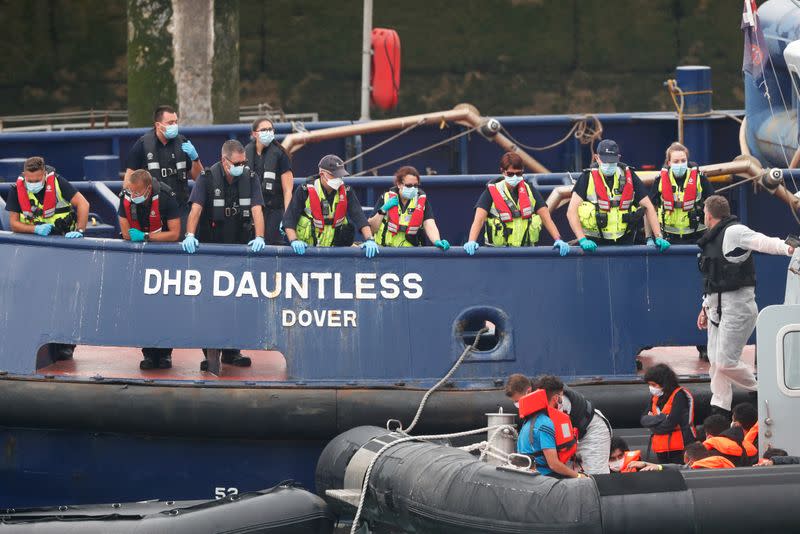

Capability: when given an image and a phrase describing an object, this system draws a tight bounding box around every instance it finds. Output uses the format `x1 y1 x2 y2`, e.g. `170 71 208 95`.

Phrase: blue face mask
258 131 275 145
401 186 418 200
671 163 688 177
25 180 44 194
600 162 617 176
229 164 245 177
504 175 523 187
131 193 147 205
164 124 179 139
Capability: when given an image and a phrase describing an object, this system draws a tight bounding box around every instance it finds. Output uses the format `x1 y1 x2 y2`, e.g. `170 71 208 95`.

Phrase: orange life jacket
16 172 57 219
487 180 533 222
659 167 699 211
123 185 162 233
691 456 736 469
703 435 758 466
307 182 348 232
518 389 578 465
385 191 426 235
590 167 634 212
650 387 696 453
621 450 642 472
744 423 758 448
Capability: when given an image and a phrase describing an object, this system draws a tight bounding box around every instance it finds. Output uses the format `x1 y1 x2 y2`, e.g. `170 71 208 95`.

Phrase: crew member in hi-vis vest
463 152 569 256
367 165 450 250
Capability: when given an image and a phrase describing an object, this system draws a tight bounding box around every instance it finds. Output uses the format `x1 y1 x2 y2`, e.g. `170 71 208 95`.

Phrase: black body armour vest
141 131 190 205
697 216 756 294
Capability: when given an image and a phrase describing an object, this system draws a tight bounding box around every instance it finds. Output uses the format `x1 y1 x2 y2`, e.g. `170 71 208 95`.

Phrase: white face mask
326 177 344 189
649 385 663 397
513 401 519 409
609 458 624 472
560 395 572 414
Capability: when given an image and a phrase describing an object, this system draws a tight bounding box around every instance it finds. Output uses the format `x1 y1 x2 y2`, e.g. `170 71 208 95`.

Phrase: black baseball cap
318 154 349 177
597 139 620 164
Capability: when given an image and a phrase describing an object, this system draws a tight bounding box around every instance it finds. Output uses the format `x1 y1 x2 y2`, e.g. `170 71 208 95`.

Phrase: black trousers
142 348 173 361
264 206 286 246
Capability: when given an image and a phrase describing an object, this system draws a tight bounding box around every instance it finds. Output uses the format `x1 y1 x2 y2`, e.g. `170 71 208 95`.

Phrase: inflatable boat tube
317 426 800 534
0 484 334 533
0 379 746 440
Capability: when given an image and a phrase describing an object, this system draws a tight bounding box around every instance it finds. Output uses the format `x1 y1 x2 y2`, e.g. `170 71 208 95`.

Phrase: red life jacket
660 167 699 211
650 387 696 453
518 389 578 465
621 450 642 472
307 181 348 232
386 191 426 235
590 167 634 212
123 186 162 233
16 172 57 219
744 423 758 448
487 180 533 222
691 456 736 469
703 435 758 466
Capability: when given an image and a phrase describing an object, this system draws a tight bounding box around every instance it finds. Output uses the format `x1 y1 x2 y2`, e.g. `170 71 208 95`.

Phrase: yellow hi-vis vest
577 167 634 241
484 179 542 247
657 166 705 237
16 173 74 228
376 190 427 247
295 178 348 246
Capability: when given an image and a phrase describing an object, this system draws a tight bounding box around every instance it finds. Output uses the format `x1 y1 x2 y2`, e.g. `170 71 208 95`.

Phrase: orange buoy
370 28 401 110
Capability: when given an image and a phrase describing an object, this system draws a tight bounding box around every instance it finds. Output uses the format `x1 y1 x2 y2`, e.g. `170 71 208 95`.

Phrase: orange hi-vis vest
518 389 578 465
704 436 758 466
659 167 699 211
691 456 736 469
744 423 758 448
650 387 696 453
621 450 642 472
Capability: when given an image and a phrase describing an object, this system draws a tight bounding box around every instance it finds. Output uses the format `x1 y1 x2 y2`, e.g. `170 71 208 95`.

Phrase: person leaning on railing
566 139 668 253
463 152 568 256
4 156 90 361
282 154 379 259
119 169 182 370
367 165 449 250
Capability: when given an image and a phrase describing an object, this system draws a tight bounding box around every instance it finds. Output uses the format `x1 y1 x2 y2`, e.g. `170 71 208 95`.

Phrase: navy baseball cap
597 139 620 164
318 154 349 177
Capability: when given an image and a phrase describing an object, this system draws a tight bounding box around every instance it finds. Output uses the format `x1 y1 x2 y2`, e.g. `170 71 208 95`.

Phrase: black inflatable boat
0 483 334 533
317 426 800 534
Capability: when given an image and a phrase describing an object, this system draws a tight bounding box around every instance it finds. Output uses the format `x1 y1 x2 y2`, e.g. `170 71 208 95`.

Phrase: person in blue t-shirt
516 375 586 479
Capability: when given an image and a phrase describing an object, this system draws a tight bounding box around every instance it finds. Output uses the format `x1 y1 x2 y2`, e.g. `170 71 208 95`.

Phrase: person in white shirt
696 195 794 416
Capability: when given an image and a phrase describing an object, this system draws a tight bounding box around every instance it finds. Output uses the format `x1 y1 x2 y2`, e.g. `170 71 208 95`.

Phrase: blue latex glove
248 236 265 253
463 240 479 255
646 237 657 248
381 196 400 213
291 240 307 255
33 224 53 236
578 237 597 252
654 237 671 253
65 230 84 239
434 239 450 251
553 239 570 257
181 141 199 161
361 239 379 258
129 228 146 242
182 233 199 254
279 221 285 237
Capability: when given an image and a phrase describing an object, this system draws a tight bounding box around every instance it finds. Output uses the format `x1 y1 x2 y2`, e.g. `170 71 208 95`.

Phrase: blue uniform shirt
517 413 557 475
